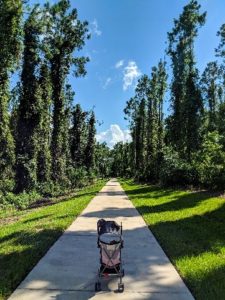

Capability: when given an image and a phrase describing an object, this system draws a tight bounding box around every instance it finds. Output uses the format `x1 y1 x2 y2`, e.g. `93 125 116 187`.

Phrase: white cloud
123 61 141 91
91 19 102 36
96 124 131 148
115 59 124 69
103 77 112 89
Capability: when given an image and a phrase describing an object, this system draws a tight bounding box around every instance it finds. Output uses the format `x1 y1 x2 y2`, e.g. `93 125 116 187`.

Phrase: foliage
200 61 224 131
15 5 44 192
159 148 198 186
194 131 225 190
70 104 88 167
116 1 225 192
94 142 111 178
45 0 90 182
84 111 96 171
123 61 167 182
0 0 23 179
167 0 205 159
111 142 132 178
216 24 225 59
67 166 88 188
0 191 41 210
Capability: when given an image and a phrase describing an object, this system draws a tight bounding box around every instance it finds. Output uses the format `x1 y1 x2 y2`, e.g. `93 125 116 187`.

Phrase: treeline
113 0 225 190
0 0 105 207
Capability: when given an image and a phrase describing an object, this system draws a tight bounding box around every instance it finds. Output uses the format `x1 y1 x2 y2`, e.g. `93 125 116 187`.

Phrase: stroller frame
95 219 124 292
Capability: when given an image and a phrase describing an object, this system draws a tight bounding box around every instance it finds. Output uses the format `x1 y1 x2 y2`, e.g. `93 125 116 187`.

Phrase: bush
67 166 88 188
194 132 225 190
160 149 198 186
0 179 15 194
36 181 66 197
0 191 41 209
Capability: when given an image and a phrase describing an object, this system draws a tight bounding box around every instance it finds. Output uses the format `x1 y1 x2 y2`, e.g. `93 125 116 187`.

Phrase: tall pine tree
167 0 206 159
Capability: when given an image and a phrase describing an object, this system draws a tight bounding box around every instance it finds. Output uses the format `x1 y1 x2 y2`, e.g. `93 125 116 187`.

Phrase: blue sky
30 0 225 147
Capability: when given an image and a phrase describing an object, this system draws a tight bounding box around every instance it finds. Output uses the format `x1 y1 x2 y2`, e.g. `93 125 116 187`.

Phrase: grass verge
0 180 106 300
120 179 225 300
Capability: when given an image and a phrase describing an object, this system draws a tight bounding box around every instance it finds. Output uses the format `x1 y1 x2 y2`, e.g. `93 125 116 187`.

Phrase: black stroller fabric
97 219 120 235
98 219 122 245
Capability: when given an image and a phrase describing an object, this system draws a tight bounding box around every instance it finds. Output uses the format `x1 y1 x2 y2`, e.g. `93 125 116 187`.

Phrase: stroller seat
95 219 124 292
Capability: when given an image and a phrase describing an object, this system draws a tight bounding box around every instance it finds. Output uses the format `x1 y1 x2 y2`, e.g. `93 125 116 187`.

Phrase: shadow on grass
145 201 225 256
123 182 225 299
22 214 53 224
0 228 63 299
190 263 225 300
126 183 216 212
143 203 225 300
127 184 225 258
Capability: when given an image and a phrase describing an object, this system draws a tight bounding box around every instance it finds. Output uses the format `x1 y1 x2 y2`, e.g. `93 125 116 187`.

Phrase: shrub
67 166 88 188
160 149 198 186
1 191 41 209
194 132 225 190
0 179 15 194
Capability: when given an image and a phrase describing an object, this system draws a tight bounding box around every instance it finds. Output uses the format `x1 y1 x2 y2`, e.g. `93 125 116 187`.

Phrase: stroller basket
95 219 124 292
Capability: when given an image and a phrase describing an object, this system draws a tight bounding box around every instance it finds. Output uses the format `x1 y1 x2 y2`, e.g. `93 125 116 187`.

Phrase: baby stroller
95 219 124 292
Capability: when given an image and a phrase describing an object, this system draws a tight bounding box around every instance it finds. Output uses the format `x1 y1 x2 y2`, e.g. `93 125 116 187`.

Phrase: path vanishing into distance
9 179 193 300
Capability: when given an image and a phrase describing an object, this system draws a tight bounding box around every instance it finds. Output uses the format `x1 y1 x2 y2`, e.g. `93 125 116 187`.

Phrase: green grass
120 179 225 300
0 180 106 300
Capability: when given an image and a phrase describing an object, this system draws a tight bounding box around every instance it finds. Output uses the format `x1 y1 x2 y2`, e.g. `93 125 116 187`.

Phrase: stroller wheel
118 283 124 292
95 282 101 292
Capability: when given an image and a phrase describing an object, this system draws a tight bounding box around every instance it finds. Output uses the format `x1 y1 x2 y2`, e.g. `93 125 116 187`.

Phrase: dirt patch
29 198 54 209
28 191 79 209
0 215 21 225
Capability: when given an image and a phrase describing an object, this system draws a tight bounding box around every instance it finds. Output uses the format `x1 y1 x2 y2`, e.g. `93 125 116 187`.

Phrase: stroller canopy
97 219 122 245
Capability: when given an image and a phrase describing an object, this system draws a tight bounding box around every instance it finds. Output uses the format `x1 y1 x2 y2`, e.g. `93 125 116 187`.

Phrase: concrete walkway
9 179 194 300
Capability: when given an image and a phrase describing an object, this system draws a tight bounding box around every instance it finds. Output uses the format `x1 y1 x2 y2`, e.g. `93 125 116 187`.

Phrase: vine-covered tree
134 76 148 177
124 61 167 181
146 60 167 181
84 111 96 172
44 0 90 182
15 5 43 191
167 0 206 159
201 61 223 131
0 0 23 180
36 62 52 183
70 104 87 167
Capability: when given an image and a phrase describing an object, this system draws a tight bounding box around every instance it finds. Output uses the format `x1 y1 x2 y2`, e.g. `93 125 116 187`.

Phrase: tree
70 104 87 167
201 61 223 131
15 5 43 192
0 0 23 180
36 62 52 183
84 111 96 172
44 0 90 182
110 142 132 177
124 76 148 178
134 76 148 177
146 61 167 181
216 24 225 59
184 70 203 158
95 142 111 178
167 0 206 159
